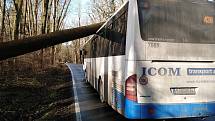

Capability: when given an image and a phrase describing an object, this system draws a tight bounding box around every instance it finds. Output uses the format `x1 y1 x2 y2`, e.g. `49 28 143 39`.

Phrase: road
66 64 215 121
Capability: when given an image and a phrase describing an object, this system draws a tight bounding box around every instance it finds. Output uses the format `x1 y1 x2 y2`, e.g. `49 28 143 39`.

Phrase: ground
0 64 75 121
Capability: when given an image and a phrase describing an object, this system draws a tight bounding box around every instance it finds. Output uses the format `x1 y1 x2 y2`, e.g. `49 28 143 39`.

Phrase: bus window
138 0 215 44
96 3 128 57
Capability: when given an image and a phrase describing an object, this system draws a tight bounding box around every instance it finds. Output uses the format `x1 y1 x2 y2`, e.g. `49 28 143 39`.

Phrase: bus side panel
95 57 106 101
124 0 140 118
85 55 126 114
85 58 96 90
84 59 92 85
92 56 126 114
107 55 126 114
92 58 97 90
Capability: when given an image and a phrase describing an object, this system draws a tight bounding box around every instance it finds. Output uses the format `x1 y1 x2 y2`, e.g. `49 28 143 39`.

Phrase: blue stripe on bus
124 98 215 119
112 89 124 111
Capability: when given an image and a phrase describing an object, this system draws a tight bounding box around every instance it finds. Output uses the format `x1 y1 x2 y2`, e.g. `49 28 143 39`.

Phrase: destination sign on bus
187 68 215 75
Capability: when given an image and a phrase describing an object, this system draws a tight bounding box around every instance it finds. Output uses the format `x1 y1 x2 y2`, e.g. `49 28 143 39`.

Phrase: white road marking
66 63 83 121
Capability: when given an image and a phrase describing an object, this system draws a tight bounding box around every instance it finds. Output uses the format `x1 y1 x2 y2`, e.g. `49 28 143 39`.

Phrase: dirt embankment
0 64 75 121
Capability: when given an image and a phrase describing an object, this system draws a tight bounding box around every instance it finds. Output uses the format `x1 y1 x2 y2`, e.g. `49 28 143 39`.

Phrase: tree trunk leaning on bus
0 22 104 61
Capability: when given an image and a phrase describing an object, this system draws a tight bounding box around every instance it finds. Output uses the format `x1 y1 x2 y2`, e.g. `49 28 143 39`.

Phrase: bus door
103 58 109 102
86 62 92 84
85 62 90 82
92 59 97 90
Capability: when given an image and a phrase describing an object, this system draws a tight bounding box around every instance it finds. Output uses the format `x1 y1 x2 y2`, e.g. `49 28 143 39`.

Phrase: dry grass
0 64 76 121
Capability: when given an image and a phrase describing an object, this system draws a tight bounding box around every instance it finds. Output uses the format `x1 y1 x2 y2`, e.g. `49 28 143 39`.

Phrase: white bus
82 0 215 119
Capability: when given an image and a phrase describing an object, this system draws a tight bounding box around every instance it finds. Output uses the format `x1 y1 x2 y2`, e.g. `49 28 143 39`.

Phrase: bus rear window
138 0 215 44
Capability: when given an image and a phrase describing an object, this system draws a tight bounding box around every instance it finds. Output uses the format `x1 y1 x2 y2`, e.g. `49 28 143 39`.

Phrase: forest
0 0 125 120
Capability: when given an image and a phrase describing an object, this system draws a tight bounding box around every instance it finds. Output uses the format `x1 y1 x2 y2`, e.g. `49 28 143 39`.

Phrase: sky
64 0 91 29
63 0 92 45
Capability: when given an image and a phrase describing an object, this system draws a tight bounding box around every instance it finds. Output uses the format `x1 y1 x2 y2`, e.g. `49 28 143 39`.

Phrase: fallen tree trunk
0 22 104 61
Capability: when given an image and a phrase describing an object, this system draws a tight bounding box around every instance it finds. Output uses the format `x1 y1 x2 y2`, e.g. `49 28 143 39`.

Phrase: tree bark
51 0 57 65
40 0 50 68
0 0 6 42
0 22 104 61
34 0 38 35
13 0 23 40
0 0 6 72
23 0 28 38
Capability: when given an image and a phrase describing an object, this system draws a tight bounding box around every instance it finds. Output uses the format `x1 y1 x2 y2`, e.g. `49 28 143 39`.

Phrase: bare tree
22 0 28 38
13 0 23 40
51 0 71 65
40 0 50 68
0 0 106 71
34 0 39 35
89 0 124 22
0 0 6 42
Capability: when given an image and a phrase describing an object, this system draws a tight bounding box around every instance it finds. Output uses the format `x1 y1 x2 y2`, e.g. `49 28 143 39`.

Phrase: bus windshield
138 0 215 44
